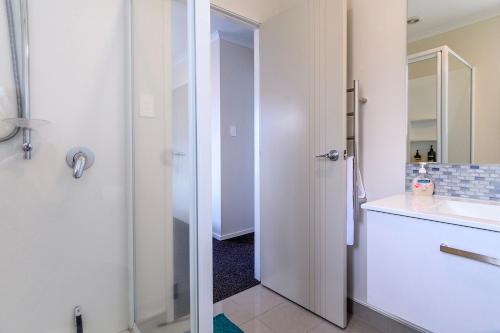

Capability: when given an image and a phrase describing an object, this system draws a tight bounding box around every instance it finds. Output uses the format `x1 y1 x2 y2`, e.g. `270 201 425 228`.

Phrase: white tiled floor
214 285 384 333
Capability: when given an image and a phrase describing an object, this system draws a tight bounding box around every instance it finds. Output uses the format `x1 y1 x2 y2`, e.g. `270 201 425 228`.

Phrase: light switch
230 126 237 137
140 94 155 118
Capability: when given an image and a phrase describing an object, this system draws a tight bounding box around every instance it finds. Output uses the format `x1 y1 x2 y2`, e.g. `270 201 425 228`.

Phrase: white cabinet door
367 211 500 333
260 0 347 327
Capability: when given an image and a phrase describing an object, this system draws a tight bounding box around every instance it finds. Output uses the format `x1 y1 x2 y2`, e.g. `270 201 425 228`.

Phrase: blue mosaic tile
406 164 500 202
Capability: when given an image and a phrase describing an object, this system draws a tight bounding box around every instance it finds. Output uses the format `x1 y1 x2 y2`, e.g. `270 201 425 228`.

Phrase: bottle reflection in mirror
428 145 436 162
414 149 421 162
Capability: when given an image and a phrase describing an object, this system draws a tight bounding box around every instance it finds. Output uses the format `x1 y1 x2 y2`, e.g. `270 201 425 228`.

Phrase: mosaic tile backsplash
406 164 500 201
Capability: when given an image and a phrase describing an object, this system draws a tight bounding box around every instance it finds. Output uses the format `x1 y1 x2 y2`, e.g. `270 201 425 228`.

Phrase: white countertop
361 193 500 233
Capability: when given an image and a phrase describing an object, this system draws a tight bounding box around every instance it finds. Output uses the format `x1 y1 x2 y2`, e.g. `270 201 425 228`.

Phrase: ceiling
408 0 500 42
211 10 255 49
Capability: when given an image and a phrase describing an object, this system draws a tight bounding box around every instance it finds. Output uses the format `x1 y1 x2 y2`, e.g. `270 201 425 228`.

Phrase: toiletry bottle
414 150 421 162
428 145 436 162
412 163 434 196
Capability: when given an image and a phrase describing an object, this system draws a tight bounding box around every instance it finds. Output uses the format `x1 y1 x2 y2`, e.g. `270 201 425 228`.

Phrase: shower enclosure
407 46 474 163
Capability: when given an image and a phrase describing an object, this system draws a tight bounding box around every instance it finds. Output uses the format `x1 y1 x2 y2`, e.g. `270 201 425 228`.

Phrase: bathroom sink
436 200 500 222
361 194 500 233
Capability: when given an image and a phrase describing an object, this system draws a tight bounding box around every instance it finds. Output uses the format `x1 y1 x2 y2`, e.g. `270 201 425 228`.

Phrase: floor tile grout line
240 317 279 333
252 299 286 319
229 286 288 319
258 317 279 333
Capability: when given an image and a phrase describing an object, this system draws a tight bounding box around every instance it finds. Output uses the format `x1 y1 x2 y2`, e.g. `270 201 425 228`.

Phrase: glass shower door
133 0 199 332
446 52 472 163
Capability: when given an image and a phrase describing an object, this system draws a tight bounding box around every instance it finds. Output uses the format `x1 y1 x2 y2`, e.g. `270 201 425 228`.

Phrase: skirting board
348 298 430 333
212 227 254 240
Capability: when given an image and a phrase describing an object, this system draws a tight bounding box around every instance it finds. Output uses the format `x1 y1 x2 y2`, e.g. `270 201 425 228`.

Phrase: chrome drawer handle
440 244 500 267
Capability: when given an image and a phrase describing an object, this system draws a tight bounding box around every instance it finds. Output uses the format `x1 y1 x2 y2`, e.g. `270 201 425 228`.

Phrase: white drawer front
367 211 500 333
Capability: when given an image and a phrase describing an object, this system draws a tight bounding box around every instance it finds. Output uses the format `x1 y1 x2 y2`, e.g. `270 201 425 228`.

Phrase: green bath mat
213 314 244 333
182 314 243 333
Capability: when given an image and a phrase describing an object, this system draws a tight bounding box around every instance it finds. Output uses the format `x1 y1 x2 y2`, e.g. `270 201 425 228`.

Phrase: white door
260 0 347 327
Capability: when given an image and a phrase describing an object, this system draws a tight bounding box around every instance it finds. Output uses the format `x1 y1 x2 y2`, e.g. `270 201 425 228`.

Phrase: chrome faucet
72 153 87 179
66 147 94 179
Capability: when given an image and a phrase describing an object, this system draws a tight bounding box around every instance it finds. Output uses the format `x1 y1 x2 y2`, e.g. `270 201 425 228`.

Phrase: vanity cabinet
366 210 500 333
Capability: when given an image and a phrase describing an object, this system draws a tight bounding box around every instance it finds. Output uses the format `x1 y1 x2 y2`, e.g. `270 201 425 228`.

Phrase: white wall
346 0 407 303
0 0 130 332
212 37 255 240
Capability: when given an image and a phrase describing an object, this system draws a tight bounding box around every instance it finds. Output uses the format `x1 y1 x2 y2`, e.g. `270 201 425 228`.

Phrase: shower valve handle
66 147 95 179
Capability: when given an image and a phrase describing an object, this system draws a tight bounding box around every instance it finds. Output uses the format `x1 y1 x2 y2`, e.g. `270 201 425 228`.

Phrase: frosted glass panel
133 0 197 332
447 54 472 164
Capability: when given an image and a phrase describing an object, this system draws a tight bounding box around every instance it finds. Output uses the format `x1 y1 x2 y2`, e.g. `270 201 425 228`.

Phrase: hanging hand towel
346 156 355 246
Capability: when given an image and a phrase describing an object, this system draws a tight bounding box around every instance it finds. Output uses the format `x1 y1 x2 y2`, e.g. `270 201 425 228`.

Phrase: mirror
407 0 500 164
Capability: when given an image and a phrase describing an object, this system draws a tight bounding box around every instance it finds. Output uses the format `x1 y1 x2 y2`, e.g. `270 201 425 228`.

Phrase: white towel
346 156 355 246
357 167 366 201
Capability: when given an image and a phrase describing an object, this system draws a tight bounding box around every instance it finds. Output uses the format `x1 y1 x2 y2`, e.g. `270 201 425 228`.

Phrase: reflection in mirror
407 0 500 164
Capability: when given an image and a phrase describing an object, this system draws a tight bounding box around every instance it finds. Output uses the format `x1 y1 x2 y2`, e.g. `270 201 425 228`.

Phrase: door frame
209 4 262 281
194 0 214 332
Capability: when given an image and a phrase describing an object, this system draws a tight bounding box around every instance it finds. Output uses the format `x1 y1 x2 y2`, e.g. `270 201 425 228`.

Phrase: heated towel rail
347 80 367 220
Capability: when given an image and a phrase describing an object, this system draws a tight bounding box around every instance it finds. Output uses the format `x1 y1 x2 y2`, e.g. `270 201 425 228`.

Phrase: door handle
316 150 339 161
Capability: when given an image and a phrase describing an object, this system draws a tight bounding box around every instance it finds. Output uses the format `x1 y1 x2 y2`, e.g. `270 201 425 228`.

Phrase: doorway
210 8 260 303
209 0 349 329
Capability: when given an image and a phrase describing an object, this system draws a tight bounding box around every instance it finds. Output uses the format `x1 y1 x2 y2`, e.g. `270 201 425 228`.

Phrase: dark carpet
213 233 260 303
